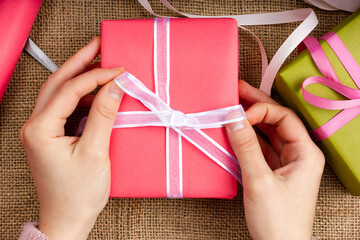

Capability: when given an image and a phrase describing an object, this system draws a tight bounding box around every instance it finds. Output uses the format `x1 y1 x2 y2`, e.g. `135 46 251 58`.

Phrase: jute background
0 0 359 239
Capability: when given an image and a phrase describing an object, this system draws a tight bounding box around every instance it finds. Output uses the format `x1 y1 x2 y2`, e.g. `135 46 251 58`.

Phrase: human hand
20 37 124 240
226 80 325 240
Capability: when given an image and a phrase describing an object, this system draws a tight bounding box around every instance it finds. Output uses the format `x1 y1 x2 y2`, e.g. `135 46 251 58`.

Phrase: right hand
226 80 325 240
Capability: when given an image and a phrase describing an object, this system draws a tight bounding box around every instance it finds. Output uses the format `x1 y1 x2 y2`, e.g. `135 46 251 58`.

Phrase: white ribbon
113 106 246 129
112 72 246 130
25 2 321 97
27 2 358 96
137 0 319 96
24 38 58 73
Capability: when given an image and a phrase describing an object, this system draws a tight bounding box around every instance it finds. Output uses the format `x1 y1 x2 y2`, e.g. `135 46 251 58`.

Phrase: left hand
20 36 124 240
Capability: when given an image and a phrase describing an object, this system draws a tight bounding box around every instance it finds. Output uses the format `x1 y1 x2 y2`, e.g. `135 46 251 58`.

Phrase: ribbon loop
115 71 171 112
302 32 360 141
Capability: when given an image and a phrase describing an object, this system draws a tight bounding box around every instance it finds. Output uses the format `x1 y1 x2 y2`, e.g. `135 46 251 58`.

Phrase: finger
256 123 284 155
245 102 311 144
32 37 101 115
36 67 125 138
226 113 273 182
83 62 101 73
78 94 95 107
78 81 123 152
238 80 279 106
256 134 281 170
238 79 283 151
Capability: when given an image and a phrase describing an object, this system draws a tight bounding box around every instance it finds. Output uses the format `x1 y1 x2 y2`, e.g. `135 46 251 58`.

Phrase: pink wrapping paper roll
0 0 42 102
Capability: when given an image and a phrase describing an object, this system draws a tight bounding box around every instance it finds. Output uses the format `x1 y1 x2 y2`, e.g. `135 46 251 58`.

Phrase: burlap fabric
0 0 358 239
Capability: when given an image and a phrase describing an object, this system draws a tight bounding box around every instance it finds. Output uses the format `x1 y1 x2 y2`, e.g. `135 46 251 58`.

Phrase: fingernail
227 111 246 132
111 67 125 72
108 81 123 100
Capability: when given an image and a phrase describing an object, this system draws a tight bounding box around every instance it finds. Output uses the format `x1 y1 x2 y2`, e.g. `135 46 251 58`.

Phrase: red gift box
102 18 239 198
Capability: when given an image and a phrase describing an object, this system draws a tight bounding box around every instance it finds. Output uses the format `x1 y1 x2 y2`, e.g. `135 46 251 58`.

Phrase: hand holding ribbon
78 71 246 187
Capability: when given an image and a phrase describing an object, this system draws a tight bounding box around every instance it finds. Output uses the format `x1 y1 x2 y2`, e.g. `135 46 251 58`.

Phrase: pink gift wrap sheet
0 0 42 102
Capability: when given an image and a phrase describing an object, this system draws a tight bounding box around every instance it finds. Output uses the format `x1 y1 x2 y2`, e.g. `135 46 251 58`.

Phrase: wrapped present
274 9 360 195
101 18 244 198
0 0 42 102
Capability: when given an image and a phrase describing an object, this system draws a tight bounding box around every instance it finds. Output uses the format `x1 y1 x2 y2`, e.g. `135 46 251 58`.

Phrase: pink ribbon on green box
301 32 360 141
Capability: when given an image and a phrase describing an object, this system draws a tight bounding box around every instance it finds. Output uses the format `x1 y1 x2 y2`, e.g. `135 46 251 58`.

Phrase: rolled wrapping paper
0 0 42 102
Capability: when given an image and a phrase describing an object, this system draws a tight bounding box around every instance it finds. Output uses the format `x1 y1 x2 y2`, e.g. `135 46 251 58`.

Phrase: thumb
79 81 124 152
226 114 272 181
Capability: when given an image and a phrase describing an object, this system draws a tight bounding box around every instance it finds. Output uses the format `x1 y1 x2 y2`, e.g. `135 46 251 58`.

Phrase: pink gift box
102 18 239 198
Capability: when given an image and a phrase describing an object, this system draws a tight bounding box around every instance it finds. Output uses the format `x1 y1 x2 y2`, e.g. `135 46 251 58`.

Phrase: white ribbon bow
111 72 246 130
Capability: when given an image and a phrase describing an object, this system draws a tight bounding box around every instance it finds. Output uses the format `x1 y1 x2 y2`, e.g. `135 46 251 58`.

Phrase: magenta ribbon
302 32 360 141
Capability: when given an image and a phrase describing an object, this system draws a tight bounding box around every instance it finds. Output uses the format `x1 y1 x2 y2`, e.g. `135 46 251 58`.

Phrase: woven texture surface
1 0 359 239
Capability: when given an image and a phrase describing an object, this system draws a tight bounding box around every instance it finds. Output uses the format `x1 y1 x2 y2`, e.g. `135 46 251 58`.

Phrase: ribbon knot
301 32 360 141
169 110 187 127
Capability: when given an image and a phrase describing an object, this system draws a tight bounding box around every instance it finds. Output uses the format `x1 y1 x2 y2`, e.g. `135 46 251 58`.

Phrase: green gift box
274 9 360 195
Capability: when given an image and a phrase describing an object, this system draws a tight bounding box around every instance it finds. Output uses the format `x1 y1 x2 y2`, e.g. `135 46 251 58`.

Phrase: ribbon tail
162 0 319 95
172 127 242 183
24 38 59 73
137 0 318 96
137 0 165 17
311 106 360 141
259 9 318 95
